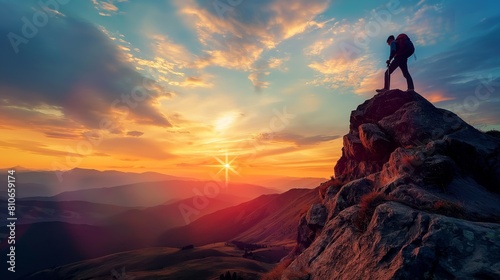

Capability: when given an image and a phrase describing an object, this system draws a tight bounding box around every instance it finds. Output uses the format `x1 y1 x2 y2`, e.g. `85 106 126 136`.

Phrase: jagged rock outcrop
283 90 500 280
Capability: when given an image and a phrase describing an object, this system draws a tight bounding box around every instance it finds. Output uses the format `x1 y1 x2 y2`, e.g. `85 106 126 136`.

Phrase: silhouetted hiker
376 34 415 93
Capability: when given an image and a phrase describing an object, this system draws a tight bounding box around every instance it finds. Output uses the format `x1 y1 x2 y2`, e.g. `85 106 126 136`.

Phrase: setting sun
214 153 239 186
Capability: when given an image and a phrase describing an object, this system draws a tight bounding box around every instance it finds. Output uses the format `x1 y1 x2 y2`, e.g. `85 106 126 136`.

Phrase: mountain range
1 188 318 279
7 89 500 280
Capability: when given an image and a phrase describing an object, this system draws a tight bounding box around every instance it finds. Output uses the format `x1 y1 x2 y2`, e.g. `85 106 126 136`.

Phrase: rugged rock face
283 90 500 280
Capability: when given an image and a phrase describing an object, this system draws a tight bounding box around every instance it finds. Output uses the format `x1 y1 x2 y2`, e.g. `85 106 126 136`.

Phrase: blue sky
0 0 499 179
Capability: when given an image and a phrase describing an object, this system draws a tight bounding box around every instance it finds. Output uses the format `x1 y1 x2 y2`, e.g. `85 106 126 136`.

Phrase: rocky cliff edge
282 89 500 280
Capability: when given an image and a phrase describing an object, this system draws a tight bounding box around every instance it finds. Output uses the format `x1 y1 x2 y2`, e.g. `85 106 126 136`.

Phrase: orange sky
0 123 342 179
2 1 499 180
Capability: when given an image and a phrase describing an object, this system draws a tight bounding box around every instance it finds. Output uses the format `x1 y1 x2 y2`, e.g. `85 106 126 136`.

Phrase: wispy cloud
130 34 216 89
411 21 500 103
92 0 127 16
98 137 175 160
0 140 78 157
248 56 289 91
304 16 385 91
175 0 330 90
0 100 85 137
257 132 341 146
126 131 144 137
403 3 456 45
308 54 377 90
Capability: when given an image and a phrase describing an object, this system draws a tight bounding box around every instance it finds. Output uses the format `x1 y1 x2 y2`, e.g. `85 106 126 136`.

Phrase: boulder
306 204 327 228
358 123 393 160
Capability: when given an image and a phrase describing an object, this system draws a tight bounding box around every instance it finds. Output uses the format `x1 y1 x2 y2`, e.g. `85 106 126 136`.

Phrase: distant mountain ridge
26 180 277 207
1 168 195 197
242 176 327 192
0 199 134 225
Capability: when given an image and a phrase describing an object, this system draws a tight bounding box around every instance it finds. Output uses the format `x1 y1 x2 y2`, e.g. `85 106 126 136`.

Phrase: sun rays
214 152 239 186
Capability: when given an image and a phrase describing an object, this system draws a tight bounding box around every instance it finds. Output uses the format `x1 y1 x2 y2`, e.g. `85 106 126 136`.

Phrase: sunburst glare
214 152 239 186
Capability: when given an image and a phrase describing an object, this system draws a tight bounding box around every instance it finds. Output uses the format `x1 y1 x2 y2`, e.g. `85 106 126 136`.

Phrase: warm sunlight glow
215 113 237 132
215 153 239 186
2 1 497 181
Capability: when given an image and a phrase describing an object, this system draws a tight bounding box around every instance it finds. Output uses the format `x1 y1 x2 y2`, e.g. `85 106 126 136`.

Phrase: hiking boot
406 88 415 92
376 88 388 93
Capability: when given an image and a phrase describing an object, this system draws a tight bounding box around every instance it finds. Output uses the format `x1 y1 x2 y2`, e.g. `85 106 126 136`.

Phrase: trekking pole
385 61 390 89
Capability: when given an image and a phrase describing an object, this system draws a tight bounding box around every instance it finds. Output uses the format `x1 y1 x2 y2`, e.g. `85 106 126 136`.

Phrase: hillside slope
105 194 251 245
158 188 320 247
19 243 274 280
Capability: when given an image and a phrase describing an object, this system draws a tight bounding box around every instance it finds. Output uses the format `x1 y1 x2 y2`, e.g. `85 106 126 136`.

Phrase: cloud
409 20 500 103
187 76 211 87
403 3 456 46
126 131 144 137
100 2 118 11
248 56 289 91
305 37 334 56
304 15 390 91
0 102 85 137
308 55 377 90
144 35 194 73
176 0 330 90
0 140 78 157
471 14 500 33
130 34 216 89
257 132 340 146
174 76 213 88
354 68 386 95
248 72 270 92
92 0 126 16
44 131 83 139
98 137 174 160
458 99 500 130
421 91 455 103
0 2 171 135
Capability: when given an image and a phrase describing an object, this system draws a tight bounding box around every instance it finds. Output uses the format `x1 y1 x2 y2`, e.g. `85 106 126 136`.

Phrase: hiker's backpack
396 33 414 58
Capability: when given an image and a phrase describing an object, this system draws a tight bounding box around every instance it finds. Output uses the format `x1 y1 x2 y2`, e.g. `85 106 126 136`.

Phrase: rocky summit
282 89 500 280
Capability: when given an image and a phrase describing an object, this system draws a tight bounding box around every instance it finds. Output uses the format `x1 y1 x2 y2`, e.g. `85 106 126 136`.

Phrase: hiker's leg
384 62 399 89
384 69 390 89
399 58 414 89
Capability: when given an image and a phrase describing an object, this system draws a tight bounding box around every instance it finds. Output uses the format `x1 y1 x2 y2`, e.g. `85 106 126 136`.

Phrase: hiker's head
387 35 395 45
